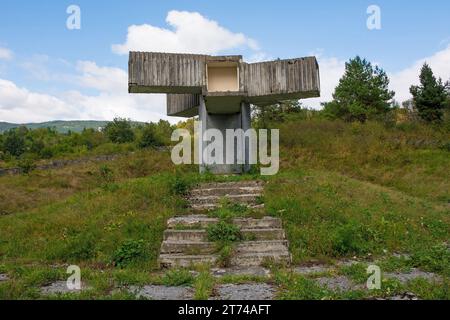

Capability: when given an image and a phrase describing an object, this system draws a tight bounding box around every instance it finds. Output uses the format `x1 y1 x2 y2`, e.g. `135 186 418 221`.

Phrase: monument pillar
199 96 252 174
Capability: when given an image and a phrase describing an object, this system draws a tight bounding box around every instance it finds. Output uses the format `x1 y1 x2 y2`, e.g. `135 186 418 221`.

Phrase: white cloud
0 47 13 60
0 78 79 123
303 45 450 109
389 44 450 103
112 10 259 55
76 61 128 93
0 60 178 124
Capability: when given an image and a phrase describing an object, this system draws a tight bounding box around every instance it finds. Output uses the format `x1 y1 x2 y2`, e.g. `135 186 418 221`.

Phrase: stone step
231 251 291 267
159 254 218 268
166 215 281 230
160 241 216 254
188 194 261 206
234 217 282 229
190 186 263 197
190 203 265 212
241 228 286 241
235 240 289 254
167 215 219 229
164 228 285 242
164 230 208 242
197 181 264 190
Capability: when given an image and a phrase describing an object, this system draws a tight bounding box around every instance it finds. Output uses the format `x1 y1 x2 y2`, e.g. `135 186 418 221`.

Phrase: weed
207 221 242 243
162 269 195 287
112 239 146 268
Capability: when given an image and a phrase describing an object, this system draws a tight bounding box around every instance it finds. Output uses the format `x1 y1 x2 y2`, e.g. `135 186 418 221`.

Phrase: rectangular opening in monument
207 62 239 92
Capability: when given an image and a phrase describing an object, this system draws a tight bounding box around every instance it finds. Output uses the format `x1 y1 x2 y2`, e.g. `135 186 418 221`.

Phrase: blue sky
0 0 449 123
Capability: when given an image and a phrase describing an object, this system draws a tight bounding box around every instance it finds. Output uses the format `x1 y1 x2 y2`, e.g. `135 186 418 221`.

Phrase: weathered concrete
129 285 194 300
212 283 276 300
167 215 219 229
159 181 291 268
160 241 216 255
384 268 442 284
129 52 320 174
315 276 364 292
128 52 320 116
159 254 218 268
211 267 271 278
40 281 89 295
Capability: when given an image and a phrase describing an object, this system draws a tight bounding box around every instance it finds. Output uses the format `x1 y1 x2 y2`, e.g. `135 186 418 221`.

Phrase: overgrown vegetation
0 54 449 300
0 118 175 169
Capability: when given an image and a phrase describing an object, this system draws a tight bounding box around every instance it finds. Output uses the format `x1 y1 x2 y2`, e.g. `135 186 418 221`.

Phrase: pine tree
409 63 447 123
323 56 395 122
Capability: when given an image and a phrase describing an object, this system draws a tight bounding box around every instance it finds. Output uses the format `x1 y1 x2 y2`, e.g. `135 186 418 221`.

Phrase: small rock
377 292 419 300
129 285 194 300
0 274 9 282
212 283 275 300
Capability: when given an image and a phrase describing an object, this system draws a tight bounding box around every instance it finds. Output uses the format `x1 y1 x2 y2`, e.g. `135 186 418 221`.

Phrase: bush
171 174 190 195
17 158 36 174
112 239 146 268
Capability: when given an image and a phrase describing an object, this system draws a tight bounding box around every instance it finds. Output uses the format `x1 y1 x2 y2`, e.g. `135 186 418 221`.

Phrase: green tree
139 123 160 148
2 128 26 157
253 100 305 128
323 56 395 122
410 63 447 123
104 118 135 144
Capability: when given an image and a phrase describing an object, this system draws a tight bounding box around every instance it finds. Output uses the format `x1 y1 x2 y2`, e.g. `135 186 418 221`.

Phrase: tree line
254 56 450 127
0 119 175 164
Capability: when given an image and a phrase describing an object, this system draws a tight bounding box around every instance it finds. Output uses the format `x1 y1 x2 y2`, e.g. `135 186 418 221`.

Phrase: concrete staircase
188 180 265 211
158 181 291 268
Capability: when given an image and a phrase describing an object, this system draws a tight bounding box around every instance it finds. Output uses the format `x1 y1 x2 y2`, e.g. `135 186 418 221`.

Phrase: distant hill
0 120 110 133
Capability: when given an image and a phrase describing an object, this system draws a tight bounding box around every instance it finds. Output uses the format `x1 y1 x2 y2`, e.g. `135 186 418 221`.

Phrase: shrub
171 174 190 195
112 239 146 268
162 269 195 286
331 222 373 256
51 232 97 261
17 158 36 174
98 164 114 183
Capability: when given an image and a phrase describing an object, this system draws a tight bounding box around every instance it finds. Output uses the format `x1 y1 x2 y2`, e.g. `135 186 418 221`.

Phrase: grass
0 118 449 300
